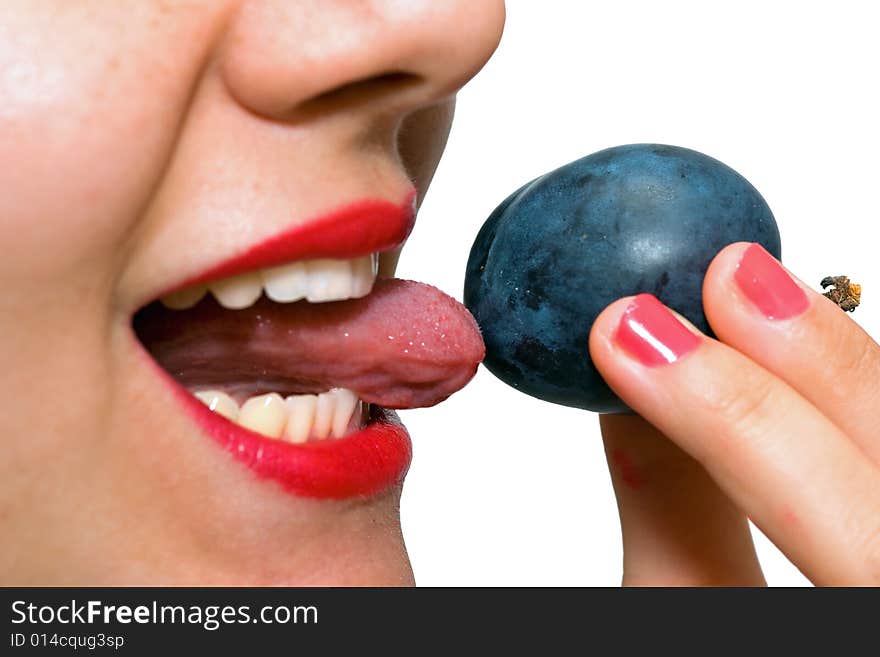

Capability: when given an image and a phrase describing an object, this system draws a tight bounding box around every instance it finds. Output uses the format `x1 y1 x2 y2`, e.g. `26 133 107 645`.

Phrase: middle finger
703 242 880 463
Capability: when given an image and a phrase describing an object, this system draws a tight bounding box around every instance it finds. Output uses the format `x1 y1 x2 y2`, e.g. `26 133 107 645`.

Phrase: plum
464 144 781 413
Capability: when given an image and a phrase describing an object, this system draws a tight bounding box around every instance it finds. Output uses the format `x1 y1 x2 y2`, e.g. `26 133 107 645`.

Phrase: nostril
220 0 504 123
293 71 425 122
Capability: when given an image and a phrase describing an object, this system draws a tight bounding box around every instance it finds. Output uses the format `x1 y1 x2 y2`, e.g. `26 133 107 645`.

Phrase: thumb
601 413 766 586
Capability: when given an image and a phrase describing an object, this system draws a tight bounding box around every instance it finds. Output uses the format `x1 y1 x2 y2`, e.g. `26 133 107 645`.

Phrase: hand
589 242 880 586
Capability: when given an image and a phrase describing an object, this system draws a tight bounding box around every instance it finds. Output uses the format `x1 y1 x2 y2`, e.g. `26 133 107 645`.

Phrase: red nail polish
614 294 701 366
734 243 809 320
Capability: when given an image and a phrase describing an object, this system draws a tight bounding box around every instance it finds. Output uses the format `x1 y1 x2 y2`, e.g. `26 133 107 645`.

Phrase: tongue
133 278 485 409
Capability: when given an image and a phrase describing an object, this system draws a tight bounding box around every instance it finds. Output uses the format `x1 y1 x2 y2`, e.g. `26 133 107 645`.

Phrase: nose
220 0 506 121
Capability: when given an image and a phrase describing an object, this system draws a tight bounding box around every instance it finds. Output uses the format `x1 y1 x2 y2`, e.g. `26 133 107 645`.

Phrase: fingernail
614 294 701 366
734 243 809 320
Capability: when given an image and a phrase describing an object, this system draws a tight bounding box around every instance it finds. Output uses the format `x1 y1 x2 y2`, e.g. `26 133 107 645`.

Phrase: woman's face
0 0 504 584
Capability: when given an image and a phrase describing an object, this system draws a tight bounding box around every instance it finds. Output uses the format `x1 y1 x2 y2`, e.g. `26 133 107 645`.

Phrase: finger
589 293 880 585
601 413 765 586
703 242 880 463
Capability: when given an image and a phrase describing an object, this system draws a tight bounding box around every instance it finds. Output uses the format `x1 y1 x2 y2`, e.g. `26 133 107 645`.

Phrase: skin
0 0 505 585
593 243 880 586
1 2 877 586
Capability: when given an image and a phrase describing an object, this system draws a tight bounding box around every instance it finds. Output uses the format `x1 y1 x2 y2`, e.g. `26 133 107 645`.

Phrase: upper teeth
161 254 379 310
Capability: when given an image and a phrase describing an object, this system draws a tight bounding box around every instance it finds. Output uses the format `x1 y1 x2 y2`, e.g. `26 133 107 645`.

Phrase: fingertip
590 293 706 373
704 241 817 331
589 293 708 425
703 241 752 301
588 295 637 360
588 295 641 409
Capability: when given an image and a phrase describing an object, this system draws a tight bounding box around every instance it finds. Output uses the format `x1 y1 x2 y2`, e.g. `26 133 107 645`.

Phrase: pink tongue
133 278 485 409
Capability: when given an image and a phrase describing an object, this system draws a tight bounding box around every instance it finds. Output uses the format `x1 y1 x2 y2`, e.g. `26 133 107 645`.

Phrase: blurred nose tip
218 0 505 121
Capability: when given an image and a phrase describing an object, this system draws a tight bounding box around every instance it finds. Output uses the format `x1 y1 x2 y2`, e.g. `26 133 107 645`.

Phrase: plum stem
820 275 861 312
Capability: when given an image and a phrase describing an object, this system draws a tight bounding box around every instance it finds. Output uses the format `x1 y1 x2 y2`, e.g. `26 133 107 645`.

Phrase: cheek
0 4 217 294
397 99 455 199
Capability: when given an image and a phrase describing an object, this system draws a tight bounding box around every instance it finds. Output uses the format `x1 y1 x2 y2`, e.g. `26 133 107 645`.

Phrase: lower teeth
193 388 365 443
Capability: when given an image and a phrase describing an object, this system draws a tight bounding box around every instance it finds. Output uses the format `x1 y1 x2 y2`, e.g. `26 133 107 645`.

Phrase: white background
398 0 879 585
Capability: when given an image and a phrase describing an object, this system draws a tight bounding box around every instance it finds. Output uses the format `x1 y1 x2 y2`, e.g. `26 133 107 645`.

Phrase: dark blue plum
464 144 781 413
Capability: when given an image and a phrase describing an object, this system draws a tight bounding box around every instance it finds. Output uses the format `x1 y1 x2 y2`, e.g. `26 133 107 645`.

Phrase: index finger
589 293 880 585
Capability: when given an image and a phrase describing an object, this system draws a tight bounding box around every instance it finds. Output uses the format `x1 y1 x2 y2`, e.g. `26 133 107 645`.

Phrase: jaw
41 247 481 583
6 488 416 586
1 99 469 583
2 326 416 585
0 291 418 586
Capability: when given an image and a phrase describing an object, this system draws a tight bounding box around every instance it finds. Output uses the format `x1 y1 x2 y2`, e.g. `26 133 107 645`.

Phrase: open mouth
131 194 485 499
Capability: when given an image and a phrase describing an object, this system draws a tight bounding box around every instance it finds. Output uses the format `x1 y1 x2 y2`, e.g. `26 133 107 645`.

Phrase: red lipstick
135 350 412 499
136 192 423 500
185 191 416 289
181 381 412 499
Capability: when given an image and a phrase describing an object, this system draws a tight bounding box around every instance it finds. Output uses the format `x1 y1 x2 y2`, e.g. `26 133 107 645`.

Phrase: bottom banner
1 588 875 652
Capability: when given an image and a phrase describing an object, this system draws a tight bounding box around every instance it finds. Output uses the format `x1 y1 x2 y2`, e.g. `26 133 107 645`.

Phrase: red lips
135 191 485 500
179 192 417 292
182 381 414 500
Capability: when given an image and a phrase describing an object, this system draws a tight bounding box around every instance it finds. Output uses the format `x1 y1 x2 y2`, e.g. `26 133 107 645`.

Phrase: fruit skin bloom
0 0 505 585
464 143 780 413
